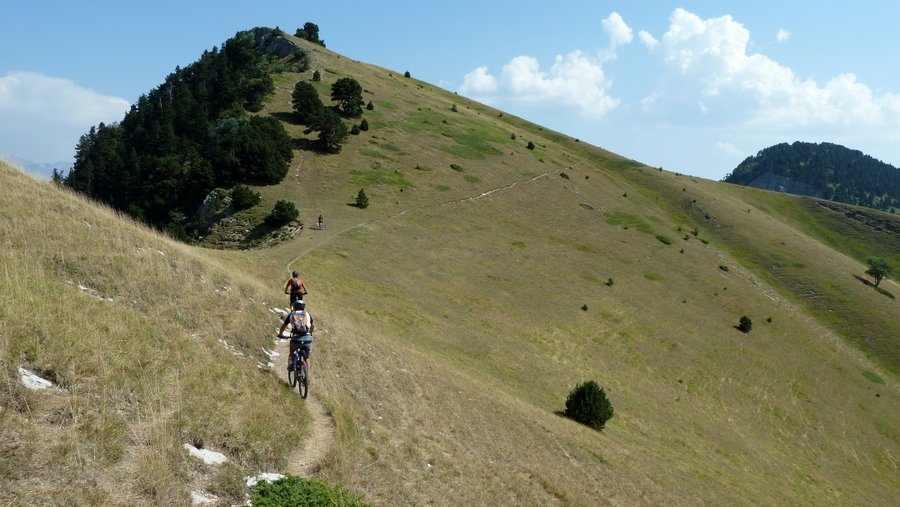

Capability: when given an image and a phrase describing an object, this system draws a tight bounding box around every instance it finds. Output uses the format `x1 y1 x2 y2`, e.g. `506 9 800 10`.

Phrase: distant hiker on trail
284 271 308 304
278 299 315 375
317 214 325 230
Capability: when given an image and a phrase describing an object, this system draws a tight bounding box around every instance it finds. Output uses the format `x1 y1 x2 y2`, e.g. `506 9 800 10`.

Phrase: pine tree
355 188 369 208
330 77 364 117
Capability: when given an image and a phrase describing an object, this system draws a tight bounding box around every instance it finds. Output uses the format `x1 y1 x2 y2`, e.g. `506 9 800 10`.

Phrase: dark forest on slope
62 28 301 239
724 141 900 212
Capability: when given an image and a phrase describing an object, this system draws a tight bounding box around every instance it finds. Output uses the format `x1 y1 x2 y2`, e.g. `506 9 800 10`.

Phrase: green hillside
3 27 899 506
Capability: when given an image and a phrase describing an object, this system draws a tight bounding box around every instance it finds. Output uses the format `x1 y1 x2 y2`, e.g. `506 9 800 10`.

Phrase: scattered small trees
316 109 349 153
355 188 369 208
266 200 298 226
331 77 364 117
295 22 325 47
312 69 321 82
738 316 752 333
291 81 325 125
865 257 892 287
231 184 261 210
358 118 369 131
527 141 535 150
366 100 374 110
564 380 614 431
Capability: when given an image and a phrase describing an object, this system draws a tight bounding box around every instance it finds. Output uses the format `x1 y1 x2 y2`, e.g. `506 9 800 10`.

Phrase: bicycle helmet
294 299 306 309
292 271 299 277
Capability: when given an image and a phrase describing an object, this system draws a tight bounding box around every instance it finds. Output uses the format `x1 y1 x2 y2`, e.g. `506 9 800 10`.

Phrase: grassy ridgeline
0 162 308 505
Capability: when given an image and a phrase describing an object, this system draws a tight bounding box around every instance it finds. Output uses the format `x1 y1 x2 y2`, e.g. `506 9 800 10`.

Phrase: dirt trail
273 167 560 475
273 336 335 477
286 168 559 267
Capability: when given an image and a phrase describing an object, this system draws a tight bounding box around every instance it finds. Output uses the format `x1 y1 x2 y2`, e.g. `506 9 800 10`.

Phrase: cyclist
278 299 315 378
317 214 325 230
284 271 308 304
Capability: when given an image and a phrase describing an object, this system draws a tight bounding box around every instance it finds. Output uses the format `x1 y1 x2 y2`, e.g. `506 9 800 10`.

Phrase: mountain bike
287 342 310 399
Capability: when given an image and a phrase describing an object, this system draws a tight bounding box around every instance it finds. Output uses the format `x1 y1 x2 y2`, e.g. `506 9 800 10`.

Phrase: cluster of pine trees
62 29 297 238
725 142 900 212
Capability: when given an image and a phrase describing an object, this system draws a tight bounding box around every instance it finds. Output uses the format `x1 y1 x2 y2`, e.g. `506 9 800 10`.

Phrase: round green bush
564 380 614 431
266 200 299 226
251 475 368 506
231 184 261 210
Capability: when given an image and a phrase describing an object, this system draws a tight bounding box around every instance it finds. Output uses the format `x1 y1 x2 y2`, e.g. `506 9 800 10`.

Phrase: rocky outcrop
253 27 304 58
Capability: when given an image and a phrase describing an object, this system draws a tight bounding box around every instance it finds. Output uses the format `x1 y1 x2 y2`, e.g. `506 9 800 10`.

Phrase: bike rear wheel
298 361 308 399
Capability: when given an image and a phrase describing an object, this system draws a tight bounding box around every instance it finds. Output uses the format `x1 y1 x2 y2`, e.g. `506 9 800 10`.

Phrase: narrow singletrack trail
286 168 559 268
273 336 336 477
275 166 561 476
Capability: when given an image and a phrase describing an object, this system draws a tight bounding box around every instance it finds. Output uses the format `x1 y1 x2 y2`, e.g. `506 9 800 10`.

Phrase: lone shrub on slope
565 380 614 431
266 200 299 226
231 184 261 210
251 475 368 507
355 188 369 209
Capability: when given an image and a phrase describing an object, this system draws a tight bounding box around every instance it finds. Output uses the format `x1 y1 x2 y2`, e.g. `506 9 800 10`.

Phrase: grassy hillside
0 162 311 505
3 29 899 506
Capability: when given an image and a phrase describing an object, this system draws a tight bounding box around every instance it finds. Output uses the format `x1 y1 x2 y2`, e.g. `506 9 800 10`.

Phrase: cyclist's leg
302 341 312 375
288 339 299 369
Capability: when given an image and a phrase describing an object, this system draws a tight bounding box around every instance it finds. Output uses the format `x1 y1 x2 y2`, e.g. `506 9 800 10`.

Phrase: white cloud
499 52 618 116
714 141 743 158
0 71 130 163
638 30 659 50
648 8 900 129
640 91 661 112
776 28 791 43
459 66 498 95
458 13 632 118
602 12 633 50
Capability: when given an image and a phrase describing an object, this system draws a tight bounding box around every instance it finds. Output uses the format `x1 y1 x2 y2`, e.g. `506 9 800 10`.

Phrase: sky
2 1 899 181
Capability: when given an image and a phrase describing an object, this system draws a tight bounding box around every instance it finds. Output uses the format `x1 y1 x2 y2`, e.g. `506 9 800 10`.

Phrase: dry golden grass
0 162 310 505
216 37 899 505
3 33 899 506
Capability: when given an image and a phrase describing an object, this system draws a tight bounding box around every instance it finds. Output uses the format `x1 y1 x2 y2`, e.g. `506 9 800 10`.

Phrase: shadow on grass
270 111 297 124
852 274 896 299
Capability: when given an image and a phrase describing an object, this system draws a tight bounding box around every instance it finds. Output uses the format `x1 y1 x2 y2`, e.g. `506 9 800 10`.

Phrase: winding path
273 337 336 477
276 166 563 475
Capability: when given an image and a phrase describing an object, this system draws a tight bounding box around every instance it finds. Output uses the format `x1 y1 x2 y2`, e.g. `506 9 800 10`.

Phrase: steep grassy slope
0 162 311 505
214 35 900 505
624 169 900 374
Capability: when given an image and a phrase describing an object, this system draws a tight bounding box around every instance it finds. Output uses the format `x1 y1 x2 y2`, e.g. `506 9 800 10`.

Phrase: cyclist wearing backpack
278 299 315 376
284 271 308 304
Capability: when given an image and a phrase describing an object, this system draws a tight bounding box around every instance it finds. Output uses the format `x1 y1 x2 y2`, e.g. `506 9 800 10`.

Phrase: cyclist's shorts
290 335 313 357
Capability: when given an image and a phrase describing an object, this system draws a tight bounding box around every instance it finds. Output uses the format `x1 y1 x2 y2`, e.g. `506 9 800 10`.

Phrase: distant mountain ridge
0 154 70 180
723 141 900 212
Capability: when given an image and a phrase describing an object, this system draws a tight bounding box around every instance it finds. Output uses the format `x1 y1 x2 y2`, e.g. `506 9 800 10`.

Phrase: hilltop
724 141 900 212
4 27 900 506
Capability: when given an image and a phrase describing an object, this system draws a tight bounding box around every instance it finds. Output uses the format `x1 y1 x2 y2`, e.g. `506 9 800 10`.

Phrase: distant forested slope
63 28 302 238
724 142 900 212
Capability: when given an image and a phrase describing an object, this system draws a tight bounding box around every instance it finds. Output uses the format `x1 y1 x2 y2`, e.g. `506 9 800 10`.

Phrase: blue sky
2 1 899 181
